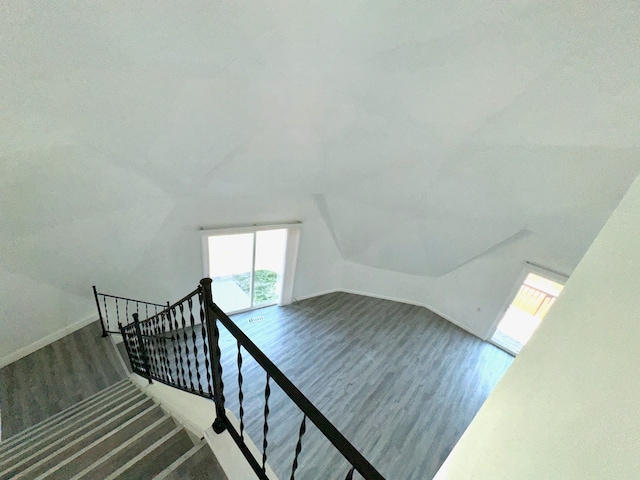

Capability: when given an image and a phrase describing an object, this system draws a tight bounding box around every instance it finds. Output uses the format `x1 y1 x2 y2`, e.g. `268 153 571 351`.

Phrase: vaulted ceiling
2 2 640 349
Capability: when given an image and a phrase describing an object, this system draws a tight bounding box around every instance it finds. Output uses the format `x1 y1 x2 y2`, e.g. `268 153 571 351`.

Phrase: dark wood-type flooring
2 293 512 479
0 321 127 439
215 292 513 480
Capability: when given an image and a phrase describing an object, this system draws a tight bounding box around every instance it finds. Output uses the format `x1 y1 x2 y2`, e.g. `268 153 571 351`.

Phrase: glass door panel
208 233 254 312
253 229 287 306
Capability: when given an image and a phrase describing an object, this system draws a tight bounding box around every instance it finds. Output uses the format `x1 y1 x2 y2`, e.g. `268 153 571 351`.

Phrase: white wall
4 1 640 368
433 173 640 479
0 194 343 364
340 228 585 339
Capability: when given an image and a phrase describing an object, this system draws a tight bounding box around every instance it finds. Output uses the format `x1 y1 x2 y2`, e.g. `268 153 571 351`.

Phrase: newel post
133 313 153 384
93 286 108 337
201 278 227 434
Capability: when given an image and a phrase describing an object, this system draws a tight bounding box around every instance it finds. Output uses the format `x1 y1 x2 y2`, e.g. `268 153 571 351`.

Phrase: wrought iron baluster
127 328 137 371
133 313 152 384
262 373 271 472
179 303 195 392
123 327 135 371
199 293 213 397
290 414 307 480
188 297 203 394
125 300 129 325
103 297 110 333
145 318 160 380
165 310 180 385
115 298 120 329
237 340 245 440
93 287 107 337
212 310 225 405
345 467 356 480
158 312 172 382
140 320 150 376
171 306 187 388
156 316 168 381
155 316 165 380
135 330 144 373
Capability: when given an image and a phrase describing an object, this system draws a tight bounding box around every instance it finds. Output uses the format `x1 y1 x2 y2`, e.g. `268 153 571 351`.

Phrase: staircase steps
156 443 228 480
0 378 133 458
0 379 226 480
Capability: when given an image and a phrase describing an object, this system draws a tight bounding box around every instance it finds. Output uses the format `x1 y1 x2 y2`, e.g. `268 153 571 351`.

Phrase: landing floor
218 292 513 480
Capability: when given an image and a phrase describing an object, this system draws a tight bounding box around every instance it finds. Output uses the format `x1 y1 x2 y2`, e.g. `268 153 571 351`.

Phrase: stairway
0 379 227 480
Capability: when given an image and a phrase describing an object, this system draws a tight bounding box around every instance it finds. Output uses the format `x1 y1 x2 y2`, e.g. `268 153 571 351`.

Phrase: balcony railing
103 279 384 479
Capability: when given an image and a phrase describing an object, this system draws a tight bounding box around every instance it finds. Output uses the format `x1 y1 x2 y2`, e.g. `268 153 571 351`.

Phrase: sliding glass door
207 228 288 313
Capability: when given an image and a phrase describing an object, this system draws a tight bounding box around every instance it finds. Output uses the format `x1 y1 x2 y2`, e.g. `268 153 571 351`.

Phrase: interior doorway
491 267 566 355
202 225 299 314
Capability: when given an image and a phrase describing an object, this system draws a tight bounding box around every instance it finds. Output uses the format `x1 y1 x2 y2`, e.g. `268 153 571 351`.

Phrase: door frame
200 222 301 313
486 262 569 347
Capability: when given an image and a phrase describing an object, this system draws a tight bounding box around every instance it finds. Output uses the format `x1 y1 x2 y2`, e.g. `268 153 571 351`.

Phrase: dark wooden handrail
93 285 166 336
94 291 165 307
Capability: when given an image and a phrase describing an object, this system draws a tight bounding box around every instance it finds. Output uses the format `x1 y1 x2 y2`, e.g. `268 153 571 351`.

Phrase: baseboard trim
292 289 341 303
0 315 99 368
339 288 482 338
292 288 483 339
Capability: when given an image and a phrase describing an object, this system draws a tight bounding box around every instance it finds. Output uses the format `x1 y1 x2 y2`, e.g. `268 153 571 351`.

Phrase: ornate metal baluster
212 306 225 408
103 297 110 332
153 315 168 382
237 340 245 439
93 287 107 337
138 319 147 374
125 300 129 326
150 320 160 378
119 322 136 373
161 311 175 383
188 297 203 394
145 317 159 380
179 303 195 392
150 316 168 381
199 293 213 397
171 306 187 388
129 328 141 373
132 313 152 383
139 320 150 376
345 467 356 480
290 414 307 480
166 310 179 385
115 298 120 328
262 373 271 472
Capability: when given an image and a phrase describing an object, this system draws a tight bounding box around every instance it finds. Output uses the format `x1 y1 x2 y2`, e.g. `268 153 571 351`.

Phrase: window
490 265 566 355
201 224 300 314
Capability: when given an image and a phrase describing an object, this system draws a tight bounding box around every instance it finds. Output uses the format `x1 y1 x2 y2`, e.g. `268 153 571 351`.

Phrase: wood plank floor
1 293 512 480
213 292 513 480
0 321 127 439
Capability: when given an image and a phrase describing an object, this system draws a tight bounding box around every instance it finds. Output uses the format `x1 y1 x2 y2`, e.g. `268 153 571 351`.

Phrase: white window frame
200 223 301 313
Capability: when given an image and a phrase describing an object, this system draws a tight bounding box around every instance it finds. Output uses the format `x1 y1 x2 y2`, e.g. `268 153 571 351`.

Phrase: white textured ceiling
2 1 640 289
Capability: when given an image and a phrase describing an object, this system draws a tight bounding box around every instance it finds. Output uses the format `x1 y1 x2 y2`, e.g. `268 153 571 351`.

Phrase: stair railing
92 285 166 337
115 278 385 480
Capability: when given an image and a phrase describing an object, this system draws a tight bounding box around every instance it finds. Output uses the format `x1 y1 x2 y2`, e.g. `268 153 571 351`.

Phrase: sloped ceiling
2 2 640 324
